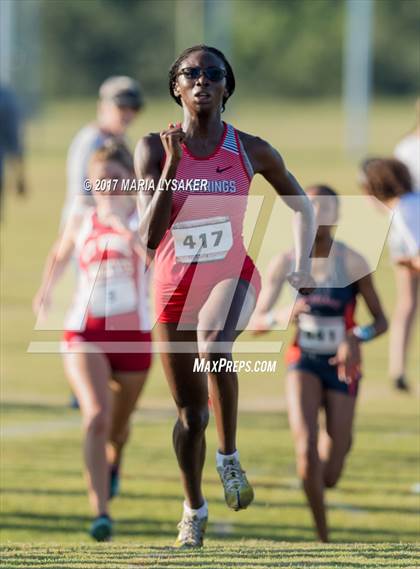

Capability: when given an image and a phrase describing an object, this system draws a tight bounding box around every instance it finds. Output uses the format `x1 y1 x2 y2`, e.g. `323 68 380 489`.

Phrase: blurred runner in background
33 142 152 542
394 99 420 192
250 184 388 542
359 158 419 392
62 75 143 408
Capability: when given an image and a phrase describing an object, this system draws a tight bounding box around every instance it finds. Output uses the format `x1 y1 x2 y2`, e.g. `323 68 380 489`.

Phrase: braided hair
168 45 235 113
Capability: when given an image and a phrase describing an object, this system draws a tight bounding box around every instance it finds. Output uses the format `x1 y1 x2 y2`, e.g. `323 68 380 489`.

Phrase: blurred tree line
41 0 419 99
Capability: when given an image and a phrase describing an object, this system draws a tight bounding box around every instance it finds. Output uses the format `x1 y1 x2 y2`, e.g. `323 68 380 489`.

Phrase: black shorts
288 351 361 397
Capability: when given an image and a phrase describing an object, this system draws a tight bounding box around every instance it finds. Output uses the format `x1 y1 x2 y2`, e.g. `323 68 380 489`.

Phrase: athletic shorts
62 329 152 373
286 347 361 397
156 255 261 325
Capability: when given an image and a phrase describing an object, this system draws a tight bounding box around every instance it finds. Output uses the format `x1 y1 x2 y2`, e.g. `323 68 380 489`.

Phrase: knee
324 437 352 488
178 407 209 436
324 462 344 488
324 473 339 489
198 330 233 362
109 425 129 447
296 438 319 481
84 409 110 437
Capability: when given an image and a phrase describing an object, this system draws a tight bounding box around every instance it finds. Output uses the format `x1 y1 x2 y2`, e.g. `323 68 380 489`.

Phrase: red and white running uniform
155 122 261 324
63 208 152 372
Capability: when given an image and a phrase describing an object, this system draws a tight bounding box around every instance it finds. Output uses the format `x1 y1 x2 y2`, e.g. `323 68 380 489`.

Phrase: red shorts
62 329 152 373
156 255 261 324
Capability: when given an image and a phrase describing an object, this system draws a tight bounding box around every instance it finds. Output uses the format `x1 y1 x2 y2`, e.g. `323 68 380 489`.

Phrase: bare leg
107 370 148 468
159 324 209 509
63 346 111 516
198 279 257 454
286 370 328 542
318 390 356 488
389 266 419 383
158 279 256 512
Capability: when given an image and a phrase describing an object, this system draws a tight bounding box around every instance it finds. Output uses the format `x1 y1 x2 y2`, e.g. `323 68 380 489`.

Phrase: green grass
1 98 419 567
1 543 419 568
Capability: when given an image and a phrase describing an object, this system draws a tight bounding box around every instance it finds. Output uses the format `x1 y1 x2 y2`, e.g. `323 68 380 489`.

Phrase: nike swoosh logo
216 166 233 173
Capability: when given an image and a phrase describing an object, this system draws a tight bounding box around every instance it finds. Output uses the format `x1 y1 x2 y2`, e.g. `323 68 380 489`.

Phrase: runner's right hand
160 123 185 163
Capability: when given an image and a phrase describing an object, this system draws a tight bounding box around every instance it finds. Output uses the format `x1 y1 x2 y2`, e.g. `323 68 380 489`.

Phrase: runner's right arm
135 125 184 250
32 212 80 316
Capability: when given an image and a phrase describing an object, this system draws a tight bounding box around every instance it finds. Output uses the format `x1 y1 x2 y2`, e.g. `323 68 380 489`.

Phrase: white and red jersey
154 122 258 292
65 208 151 333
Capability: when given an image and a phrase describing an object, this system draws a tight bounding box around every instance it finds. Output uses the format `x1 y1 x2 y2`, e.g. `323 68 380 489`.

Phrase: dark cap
99 76 143 110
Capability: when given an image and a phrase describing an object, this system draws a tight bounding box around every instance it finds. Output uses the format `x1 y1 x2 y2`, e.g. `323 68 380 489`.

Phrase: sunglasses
177 66 227 82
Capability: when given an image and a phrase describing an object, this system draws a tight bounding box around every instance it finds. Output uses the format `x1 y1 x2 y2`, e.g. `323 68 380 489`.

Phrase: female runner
135 45 315 548
250 184 388 542
359 157 419 391
33 141 152 541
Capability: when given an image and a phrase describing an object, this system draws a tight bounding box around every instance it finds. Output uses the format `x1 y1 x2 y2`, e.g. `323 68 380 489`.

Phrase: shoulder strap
221 123 239 154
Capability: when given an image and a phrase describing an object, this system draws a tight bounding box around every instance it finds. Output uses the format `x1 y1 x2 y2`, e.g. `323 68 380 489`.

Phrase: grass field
1 98 419 567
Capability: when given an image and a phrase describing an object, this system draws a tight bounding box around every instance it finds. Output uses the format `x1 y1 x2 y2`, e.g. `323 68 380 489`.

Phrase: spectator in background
61 75 143 226
394 99 420 192
0 84 26 219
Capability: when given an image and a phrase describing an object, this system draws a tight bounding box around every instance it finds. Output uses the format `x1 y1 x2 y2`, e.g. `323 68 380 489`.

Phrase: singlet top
388 192 420 261
65 208 151 332
394 133 420 192
289 242 358 356
154 122 256 290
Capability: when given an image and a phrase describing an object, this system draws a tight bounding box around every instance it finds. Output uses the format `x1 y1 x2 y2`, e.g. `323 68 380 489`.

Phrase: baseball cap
99 76 143 110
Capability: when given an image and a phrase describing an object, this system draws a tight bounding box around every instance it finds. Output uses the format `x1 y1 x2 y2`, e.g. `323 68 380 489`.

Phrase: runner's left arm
329 251 388 383
250 255 312 334
349 252 388 341
241 134 316 294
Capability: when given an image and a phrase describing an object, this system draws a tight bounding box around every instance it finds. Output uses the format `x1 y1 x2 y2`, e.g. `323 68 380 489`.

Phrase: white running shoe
217 456 254 511
174 513 207 548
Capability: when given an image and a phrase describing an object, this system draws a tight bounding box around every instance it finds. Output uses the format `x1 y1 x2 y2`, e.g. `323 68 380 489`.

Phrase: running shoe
174 513 207 548
394 376 410 392
89 514 113 542
217 456 254 511
109 466 120 499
